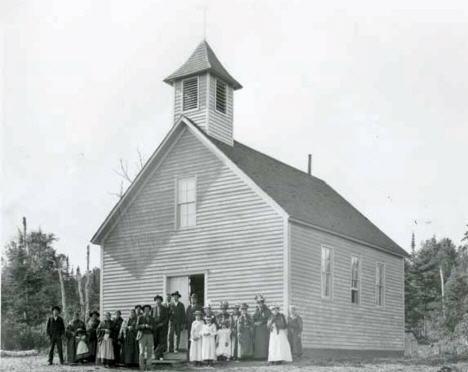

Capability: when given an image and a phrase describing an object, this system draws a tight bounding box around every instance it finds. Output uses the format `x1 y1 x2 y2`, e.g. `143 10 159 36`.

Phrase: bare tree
110 147 147 199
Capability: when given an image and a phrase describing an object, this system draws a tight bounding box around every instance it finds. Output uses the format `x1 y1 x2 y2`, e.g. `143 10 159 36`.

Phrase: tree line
1 220 100 350
405 226 468 341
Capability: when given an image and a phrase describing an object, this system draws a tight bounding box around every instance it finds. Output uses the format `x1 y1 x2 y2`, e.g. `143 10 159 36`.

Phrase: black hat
89 310 100 318
51 305 61 313
171 291 182 298
154 295 163 302
134 304 142 310
143 304 152 310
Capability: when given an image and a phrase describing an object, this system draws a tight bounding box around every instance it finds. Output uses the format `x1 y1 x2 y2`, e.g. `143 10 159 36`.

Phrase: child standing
75 328 90 363
287 305 303 359
189 311 204 366
216 321 232 361
201 315 217 366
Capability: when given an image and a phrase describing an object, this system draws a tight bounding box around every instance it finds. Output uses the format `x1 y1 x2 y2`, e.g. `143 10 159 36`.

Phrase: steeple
164 40 242 145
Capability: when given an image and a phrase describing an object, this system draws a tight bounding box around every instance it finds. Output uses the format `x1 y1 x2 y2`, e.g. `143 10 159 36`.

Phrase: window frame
350 254 361 305
215 78 228 115
175 176 197 230
375 262 385 308
320 245 334 300
181 76 199 112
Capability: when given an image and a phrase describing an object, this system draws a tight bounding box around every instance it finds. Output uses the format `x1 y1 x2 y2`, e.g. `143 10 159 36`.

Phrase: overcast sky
2 0 468 270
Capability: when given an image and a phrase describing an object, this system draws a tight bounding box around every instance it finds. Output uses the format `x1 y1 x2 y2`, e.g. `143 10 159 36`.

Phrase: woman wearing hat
237 303 254 359
96 312 115 367
253 294 271 359
86 311 100 363
120 309 139 367
230 304 241 360
267 304 292 364
65 311 86 364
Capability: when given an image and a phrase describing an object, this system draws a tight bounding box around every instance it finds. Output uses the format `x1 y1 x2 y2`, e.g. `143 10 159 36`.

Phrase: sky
1 0 468 270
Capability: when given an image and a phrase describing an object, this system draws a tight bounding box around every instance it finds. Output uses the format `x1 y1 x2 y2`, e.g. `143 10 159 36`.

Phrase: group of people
46 292 303 370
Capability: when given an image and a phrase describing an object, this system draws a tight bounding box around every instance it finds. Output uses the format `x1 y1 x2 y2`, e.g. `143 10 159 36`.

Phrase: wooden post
77 267 85 320
85 245 90 321
439 265 445 319
58 265 67 323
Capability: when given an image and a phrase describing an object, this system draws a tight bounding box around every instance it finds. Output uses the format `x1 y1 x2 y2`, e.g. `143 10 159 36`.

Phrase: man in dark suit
168 291 185 353
46 305 65 365
152 295 169 360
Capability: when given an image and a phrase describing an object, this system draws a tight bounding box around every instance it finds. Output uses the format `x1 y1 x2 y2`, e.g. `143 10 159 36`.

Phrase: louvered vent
216 79 227 114
183 77 198 111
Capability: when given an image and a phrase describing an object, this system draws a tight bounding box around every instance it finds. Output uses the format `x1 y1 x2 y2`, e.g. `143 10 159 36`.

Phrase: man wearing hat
46 305 65 365
152 295 169 360
185 293 204 359
137 304 155 370
167 291 185 353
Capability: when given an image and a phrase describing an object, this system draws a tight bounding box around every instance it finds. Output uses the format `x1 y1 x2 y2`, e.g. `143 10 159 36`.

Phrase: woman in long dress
287 305 303 359
189 311 204 365
201 315 217 366
252 294 271 359
86 311 100 363
237 303 254 359
96 312 115 367
65 312 86 364
230 304 241 360
119 309 139 366
267 304 292 364
216 321 232 360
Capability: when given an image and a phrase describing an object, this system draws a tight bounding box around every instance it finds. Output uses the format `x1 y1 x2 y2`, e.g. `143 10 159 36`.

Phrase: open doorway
189 274 205 307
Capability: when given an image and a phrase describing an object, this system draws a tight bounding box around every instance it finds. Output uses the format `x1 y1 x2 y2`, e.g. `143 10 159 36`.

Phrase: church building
91 40 409 358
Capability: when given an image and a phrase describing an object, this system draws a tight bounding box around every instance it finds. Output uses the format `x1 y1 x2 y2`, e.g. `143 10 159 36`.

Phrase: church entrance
166 273 205 352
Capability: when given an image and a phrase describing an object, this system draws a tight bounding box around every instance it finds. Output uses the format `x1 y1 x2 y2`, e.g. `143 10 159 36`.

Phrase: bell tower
164 40 242 146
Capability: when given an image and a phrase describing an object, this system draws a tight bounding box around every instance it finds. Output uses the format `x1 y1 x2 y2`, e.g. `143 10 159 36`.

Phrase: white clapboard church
91 40 409 358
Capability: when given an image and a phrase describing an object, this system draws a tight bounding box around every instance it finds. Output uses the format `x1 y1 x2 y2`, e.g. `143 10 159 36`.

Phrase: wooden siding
207 75 234 145
290 221 404 351
174 73 208 130
101 128 285 316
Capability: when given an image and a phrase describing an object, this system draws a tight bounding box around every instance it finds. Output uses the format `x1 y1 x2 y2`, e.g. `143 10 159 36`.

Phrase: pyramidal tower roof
164 40 242 90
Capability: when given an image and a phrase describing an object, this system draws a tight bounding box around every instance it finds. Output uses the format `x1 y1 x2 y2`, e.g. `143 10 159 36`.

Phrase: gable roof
206 134 408 258
163 40 243 90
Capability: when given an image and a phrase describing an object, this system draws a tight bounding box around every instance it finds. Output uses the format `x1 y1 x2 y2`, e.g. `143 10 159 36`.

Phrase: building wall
290 221 405 353
101 128 285 315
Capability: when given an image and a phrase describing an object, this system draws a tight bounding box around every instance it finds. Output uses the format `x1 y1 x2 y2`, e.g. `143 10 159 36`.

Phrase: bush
1 321 49 351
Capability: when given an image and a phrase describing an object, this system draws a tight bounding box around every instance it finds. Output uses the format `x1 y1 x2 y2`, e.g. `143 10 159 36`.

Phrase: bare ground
1 356 468 372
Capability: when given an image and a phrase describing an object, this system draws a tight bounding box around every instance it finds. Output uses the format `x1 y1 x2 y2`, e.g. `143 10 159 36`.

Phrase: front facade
92 40 408 357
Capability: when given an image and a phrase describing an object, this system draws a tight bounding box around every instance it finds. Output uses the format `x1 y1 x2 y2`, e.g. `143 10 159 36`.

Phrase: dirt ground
1 356 468 372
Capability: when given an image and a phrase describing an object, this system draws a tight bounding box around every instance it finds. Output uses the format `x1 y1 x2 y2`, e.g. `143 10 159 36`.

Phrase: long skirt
201 335 216 361
254 324 269 359
238 330 254 358
76 339 90 361
96 337 115 364
122 331 139 365
268 329 292 362
231 331 238 358
66 337 76 363
288 328 303 357
189 339 202 362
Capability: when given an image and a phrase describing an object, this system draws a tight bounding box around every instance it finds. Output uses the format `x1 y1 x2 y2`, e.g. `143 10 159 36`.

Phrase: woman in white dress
267 304 292 364
189 311 204 365
201 315 217 366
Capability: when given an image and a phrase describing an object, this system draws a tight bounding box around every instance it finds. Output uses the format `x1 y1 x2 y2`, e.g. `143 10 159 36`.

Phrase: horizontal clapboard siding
290 222 404 351
207 75 234 145
102 128 285 316
174 73 208 130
